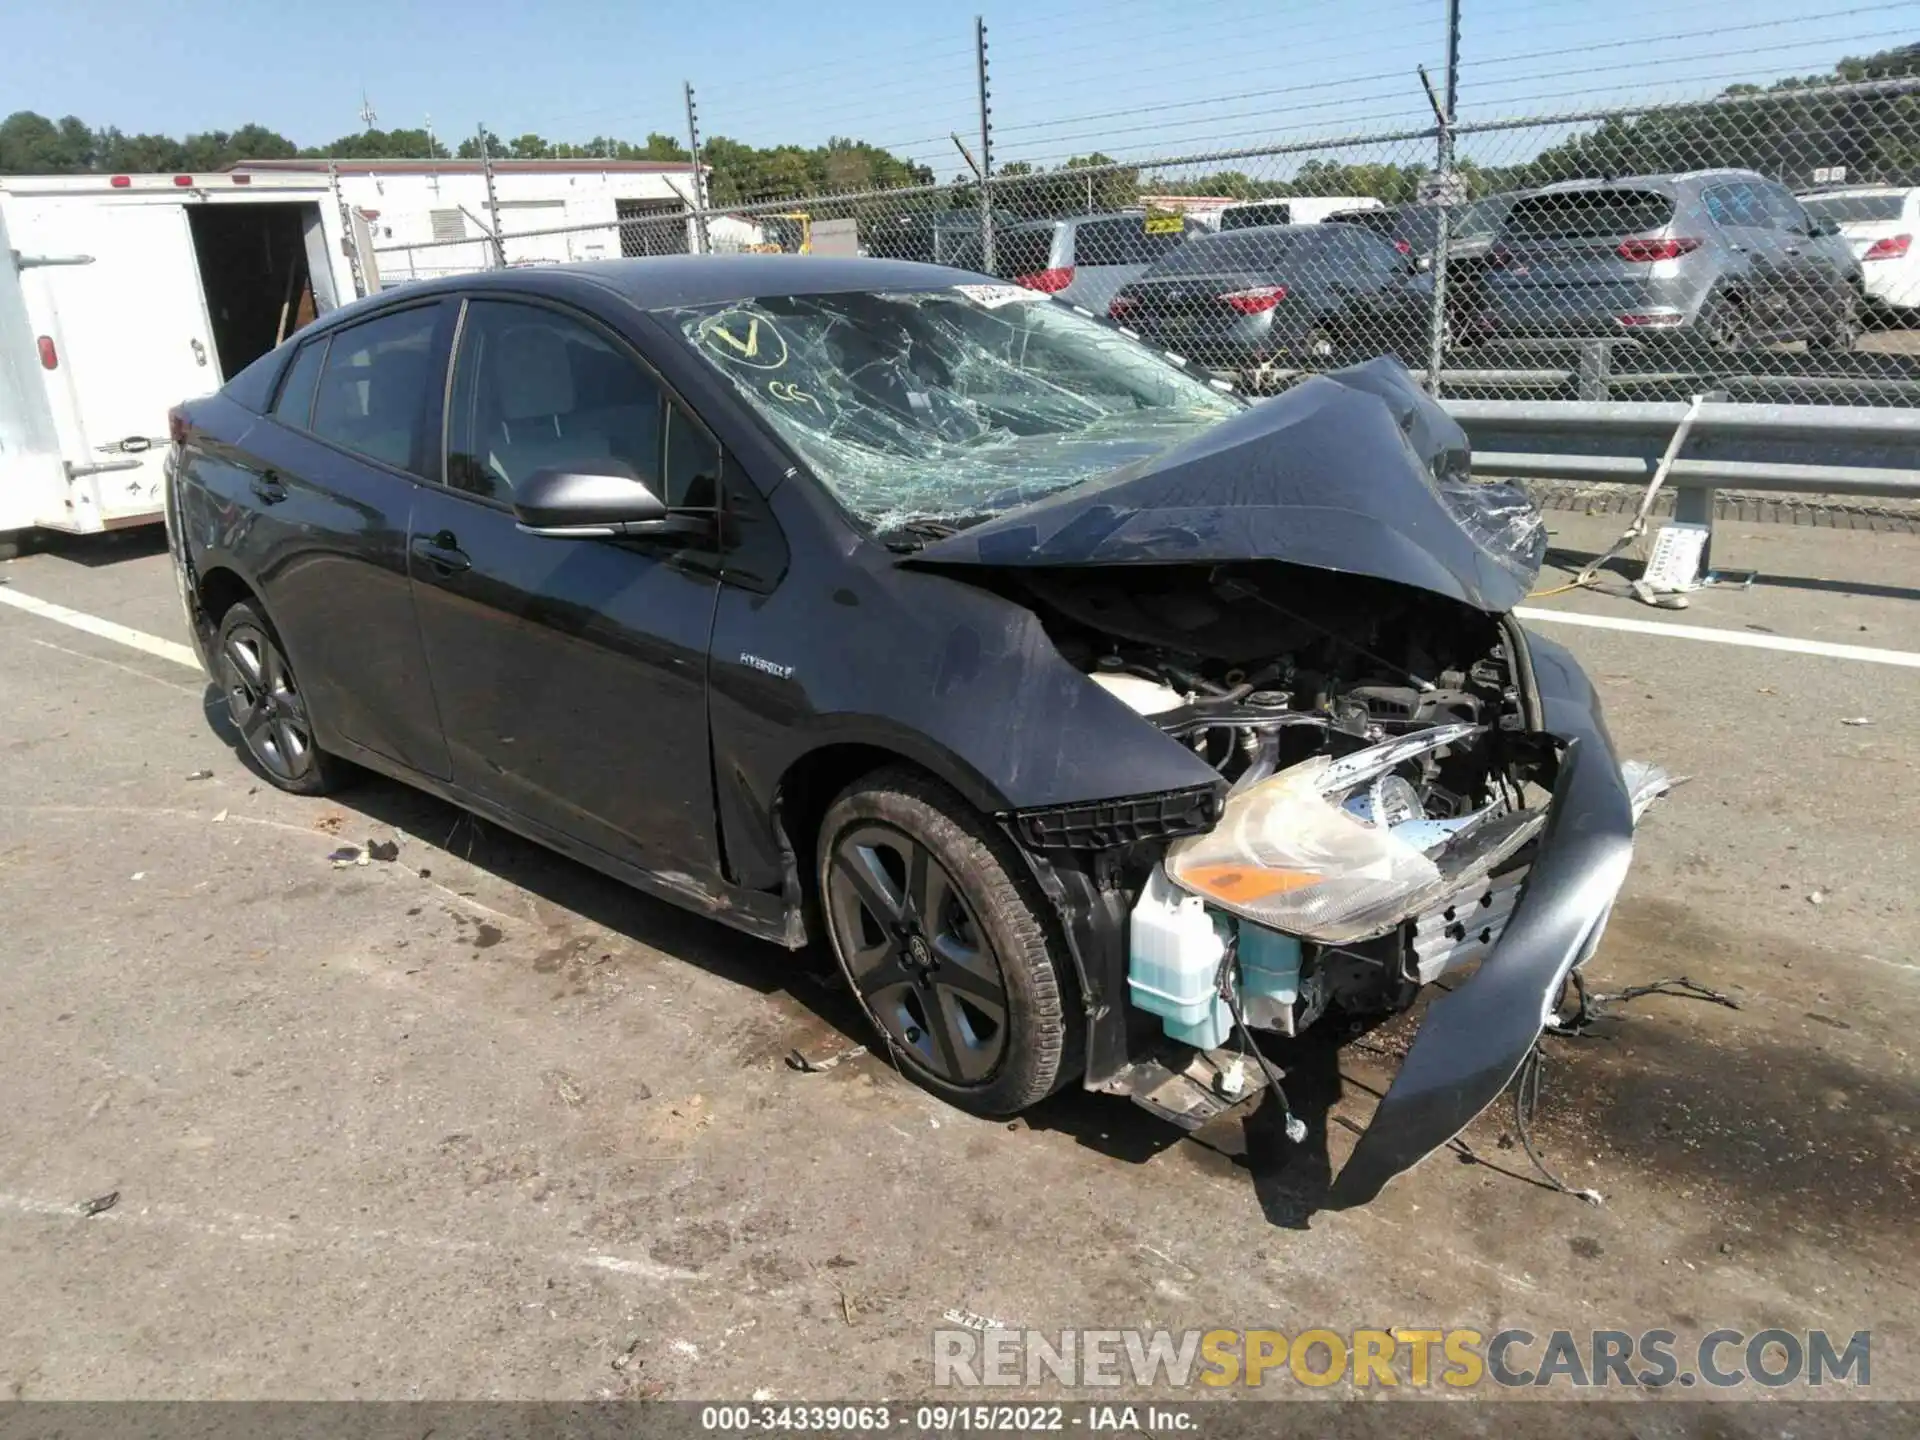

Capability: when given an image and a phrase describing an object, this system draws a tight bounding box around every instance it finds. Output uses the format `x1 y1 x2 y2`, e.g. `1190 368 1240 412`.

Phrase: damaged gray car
168 257 1662 1207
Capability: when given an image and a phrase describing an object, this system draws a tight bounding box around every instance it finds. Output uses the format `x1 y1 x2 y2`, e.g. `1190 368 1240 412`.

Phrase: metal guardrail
1443 398 1920 555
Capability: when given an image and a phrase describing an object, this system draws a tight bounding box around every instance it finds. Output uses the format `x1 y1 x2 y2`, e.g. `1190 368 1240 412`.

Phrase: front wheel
216 601 343 796
817 766 1079 1115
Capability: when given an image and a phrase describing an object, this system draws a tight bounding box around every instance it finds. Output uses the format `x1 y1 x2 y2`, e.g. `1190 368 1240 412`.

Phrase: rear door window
308 305 441 474
271 338 327 429
1504 189 1675 242
1072 216 1188 267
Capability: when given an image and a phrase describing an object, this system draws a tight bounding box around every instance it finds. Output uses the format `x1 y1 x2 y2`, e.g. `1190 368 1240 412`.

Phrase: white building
232 157 704 287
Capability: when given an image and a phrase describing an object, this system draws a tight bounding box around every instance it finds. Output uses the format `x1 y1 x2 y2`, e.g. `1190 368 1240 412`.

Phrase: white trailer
0 172 356 540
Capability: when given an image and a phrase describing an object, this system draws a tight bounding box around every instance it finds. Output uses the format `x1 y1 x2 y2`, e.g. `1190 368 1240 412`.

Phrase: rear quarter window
1503 189 1674 241
272 338 328 429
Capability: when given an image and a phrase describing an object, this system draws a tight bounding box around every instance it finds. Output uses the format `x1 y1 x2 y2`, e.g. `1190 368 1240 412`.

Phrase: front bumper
1327 629 1636 1207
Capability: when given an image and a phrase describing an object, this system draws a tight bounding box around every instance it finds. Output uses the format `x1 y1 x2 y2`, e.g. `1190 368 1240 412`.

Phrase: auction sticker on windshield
951 284 1044 308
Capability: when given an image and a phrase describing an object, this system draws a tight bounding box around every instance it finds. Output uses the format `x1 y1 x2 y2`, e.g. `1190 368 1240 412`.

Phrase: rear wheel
1809 288 1862 352
817 766 1077 1115
1698 293 1749 353
216 601 342 796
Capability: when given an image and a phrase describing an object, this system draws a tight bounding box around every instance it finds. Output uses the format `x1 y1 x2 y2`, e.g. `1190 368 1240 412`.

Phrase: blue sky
5 0 1914 181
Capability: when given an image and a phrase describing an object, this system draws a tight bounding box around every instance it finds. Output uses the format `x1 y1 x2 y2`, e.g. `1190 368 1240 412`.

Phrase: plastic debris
941 1308 1007 1332
785 1042 867 1074
78 1191 119 1217
329 846 369 869
366 838 400 862
211 809 229 824
185 769 214 781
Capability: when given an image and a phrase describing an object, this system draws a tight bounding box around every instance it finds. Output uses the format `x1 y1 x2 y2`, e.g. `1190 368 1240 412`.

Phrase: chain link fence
359 8 1920 409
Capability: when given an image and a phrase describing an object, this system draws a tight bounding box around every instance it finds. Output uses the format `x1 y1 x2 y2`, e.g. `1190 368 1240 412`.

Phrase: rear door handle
411 530 471 575
251 471 287 504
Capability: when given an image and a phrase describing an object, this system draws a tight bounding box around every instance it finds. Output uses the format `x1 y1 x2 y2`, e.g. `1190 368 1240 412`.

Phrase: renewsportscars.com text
932 1326 1871 1390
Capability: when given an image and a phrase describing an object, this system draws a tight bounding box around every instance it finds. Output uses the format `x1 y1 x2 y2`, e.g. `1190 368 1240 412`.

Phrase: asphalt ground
0 515 1914 1410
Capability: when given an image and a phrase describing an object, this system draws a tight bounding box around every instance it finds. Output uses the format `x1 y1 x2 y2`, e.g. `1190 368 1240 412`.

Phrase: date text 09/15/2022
699 1404 1193 1432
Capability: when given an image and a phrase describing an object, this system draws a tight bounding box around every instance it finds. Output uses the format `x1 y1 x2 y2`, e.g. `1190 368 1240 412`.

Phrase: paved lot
0 519 1915 1404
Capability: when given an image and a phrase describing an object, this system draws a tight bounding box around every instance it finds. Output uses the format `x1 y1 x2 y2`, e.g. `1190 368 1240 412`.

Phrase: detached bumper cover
1327 632 1636 1207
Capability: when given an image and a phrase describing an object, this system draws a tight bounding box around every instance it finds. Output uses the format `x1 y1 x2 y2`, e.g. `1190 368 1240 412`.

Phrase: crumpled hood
906 358 1547 615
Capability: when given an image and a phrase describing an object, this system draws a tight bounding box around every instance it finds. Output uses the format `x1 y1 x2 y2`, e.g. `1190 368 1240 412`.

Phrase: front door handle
251 471 287 504
411 530 471 575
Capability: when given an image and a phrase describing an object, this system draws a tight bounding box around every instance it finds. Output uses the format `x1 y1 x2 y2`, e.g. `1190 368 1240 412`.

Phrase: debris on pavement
129 872 145 882
78 1191 119 1217
785 1042 868 1074
328 846 369 869
366 838 400 862
211 809 229 824
313 812 347 835
942 1308 1008 1332
185 769 214 781
610 1337 642 1371
1840 716 1874 727
1809 889 1828 906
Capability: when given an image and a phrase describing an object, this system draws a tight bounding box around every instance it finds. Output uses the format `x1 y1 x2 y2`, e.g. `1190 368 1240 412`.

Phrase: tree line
3 42 1913 213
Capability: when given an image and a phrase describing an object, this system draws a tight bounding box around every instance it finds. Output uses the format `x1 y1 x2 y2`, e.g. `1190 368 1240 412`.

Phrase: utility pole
684 82 710 255
1421 0 1462 396
476 124 505 268
976 16 994 273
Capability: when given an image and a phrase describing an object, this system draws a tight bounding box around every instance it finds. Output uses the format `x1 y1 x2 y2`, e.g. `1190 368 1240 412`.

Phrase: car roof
391 255 986 312
1531 168 1764 196
1798 185 1912 197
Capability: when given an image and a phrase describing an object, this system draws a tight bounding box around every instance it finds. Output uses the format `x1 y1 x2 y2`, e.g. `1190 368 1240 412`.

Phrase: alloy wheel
825 823 1009 1085
221 621 316 784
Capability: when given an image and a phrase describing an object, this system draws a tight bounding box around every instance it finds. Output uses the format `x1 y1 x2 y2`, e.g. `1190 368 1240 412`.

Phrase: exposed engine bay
1016 560 1561 1050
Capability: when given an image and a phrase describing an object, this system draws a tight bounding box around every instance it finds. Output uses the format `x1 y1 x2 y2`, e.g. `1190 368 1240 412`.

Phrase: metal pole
976 16 995 273
1424 0 1461 396
684 82 710 255
476 125 505 268
327 161 368 300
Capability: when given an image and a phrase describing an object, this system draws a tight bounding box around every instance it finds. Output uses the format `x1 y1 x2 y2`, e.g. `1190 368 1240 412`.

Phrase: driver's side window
446 300 665 504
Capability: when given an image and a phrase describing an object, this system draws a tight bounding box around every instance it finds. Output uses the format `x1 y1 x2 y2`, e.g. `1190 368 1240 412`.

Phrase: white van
1216 196 1385 231
0 172 359 543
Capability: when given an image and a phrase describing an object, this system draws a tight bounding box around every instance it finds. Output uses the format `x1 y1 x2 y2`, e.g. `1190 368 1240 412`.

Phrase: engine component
1126 866 1233 1050
1236 921 1304 1032
1090 671 1184 716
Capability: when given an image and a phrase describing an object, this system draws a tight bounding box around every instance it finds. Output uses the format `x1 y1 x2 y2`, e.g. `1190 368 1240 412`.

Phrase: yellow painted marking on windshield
710 317 763 358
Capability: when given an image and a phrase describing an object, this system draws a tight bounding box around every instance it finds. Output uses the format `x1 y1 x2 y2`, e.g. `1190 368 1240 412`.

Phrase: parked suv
1479 170 1861 350
1799 186 1919 320
946 212 1189 316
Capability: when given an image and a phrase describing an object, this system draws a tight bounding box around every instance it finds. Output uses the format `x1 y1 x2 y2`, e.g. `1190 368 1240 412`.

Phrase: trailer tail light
1616 237 1701 262
1014 266 1075 293
1863 233 1912 261
37 335 57 370
168 407 189 447
1219 285 1288 313
173 175 194 187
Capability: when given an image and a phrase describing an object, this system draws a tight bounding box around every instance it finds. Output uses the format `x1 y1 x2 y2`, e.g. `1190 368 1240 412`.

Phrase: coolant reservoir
1127 865 1233 1050
1091 672 1183 715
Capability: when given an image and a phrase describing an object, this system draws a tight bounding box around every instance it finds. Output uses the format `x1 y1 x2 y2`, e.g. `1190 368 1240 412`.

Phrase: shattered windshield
670 287 1242 535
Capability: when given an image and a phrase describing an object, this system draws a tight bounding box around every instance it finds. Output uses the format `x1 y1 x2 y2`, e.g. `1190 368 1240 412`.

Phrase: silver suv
1479 169 1861 350
946 212 1190 316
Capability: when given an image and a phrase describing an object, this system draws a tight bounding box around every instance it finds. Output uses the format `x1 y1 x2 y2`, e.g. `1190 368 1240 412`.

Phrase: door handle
251 471 287 504
190 338 208 367
411 530 471 575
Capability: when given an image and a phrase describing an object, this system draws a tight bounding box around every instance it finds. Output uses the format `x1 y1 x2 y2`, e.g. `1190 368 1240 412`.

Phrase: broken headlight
1164 725 1546 946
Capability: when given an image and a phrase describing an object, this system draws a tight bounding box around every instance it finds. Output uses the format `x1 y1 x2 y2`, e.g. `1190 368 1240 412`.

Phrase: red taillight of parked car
1014 266 1075 293
1219 285 1288 314
37 335 57 370
1393 238 1413 255
1107 294 1137 318
1616 237 1701 263
1863 233 1912 261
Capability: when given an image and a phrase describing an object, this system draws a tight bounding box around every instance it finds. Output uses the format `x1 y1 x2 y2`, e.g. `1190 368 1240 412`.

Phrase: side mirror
513 463 709 539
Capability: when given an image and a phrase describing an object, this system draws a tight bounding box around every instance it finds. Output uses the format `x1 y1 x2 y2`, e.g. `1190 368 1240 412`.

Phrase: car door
242 300 455 779
407 294 725 883
1705 181 1794 336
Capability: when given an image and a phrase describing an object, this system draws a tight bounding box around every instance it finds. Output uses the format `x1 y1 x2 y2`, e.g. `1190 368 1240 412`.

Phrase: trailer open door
17 199 220 530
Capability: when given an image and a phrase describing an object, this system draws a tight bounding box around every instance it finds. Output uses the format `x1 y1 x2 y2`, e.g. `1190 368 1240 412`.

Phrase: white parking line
3 583 1916 676
1514 606 1920 670
0 586 200 670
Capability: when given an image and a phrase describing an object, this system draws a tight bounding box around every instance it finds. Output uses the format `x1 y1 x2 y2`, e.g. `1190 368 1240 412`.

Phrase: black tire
816 765 1078 1116
214 601 343 796
1697 293 1749 354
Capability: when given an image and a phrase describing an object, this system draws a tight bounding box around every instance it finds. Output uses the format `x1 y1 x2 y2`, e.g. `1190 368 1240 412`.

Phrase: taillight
1616 237 1701 262
37 335 57 370
1219 285 1287 314
1108 294 1137 318
1393 238 1412 255
168 407 189 447
172 175 193 187
1014 266 1074 293
1863 233 1912 261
